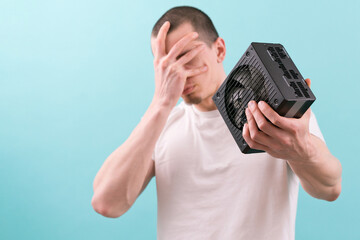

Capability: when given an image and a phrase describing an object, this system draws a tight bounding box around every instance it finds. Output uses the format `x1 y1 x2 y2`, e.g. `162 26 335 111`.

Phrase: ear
213 37 226 63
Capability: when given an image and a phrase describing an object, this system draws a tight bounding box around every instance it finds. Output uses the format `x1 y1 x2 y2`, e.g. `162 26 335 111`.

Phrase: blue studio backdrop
1 0 359 239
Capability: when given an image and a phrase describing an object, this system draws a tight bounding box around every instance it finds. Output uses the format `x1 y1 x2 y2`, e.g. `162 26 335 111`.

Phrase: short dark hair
151 6 219 47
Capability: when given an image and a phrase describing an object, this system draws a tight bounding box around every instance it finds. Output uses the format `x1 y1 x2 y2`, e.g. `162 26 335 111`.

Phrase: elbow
91 194 130 218
325 183 342 202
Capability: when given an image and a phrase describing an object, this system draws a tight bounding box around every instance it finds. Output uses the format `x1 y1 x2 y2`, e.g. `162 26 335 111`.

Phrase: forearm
92 100 172 216
287 134 342 201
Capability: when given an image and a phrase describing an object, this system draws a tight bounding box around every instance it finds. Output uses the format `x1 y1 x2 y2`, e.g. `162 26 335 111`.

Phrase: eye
176 51 189 60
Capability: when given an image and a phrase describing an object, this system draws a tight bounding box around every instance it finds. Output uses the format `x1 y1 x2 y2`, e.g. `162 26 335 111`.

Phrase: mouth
182 85 196 95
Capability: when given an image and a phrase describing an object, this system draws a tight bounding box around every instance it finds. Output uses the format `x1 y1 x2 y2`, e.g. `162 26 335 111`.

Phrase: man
91 6 342 240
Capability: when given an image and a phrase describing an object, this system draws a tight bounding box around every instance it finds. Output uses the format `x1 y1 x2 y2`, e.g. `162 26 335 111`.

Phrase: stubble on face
183 94 202 104
182 83 216 106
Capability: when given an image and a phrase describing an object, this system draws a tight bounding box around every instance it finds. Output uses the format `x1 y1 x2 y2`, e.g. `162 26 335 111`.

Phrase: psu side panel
252 42 316 118
252 42 316 102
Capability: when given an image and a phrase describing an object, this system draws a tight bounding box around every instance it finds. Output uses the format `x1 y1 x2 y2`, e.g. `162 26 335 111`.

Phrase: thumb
304 78 311 88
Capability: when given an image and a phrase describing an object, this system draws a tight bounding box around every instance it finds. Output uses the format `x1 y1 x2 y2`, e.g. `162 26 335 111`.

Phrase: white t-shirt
152 101 325 240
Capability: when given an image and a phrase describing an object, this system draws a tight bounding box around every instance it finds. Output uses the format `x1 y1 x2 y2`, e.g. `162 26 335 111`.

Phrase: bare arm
242 79 342 201
91 21 208 218
91 102 172 218
287 134 342 201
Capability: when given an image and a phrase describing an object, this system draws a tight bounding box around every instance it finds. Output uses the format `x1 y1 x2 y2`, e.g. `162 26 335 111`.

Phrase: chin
183 95 202 105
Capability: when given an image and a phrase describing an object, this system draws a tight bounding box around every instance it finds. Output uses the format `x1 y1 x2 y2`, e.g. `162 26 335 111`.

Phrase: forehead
151 22 202 55
165 22 196 53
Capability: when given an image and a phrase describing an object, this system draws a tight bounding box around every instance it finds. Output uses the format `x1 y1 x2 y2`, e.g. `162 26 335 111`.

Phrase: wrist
288 134 322 167
306 134 323 164
151 96 176 111
150 98 174 115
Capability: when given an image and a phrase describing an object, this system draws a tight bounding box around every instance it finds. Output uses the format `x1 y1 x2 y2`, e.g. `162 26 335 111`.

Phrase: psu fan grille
215 54 276 140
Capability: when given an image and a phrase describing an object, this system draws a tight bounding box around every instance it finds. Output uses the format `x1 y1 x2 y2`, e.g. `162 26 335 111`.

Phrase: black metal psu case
212 42 316 154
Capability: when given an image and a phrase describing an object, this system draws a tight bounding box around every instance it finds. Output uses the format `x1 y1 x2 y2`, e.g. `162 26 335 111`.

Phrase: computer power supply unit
212 42 316 154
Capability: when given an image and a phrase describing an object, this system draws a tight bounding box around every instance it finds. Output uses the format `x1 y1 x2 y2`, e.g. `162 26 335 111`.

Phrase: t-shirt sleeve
309 109 326 144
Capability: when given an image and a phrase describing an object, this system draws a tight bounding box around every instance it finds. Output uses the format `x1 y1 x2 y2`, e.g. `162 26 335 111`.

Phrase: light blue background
1 0 359 239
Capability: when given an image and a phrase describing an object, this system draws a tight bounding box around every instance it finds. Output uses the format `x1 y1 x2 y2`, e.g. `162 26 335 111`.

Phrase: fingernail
192 32 198 38
248 101 255 110
258 101 264 108
203 66 208 70
245 108 250 117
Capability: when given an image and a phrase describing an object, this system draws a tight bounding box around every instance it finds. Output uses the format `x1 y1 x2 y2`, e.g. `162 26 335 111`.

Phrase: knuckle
171 64 179 73
167 63 174 71
153 58 160 66
253 132 261 141
288 138 295 148
171 65 183 77
177 70 185 79
289 123 298 135
280 137 290 147
247 141 255 148
242 126 248 137
257 120 267 131
242 131 246 138
272 117 280 126
160 58 169 69
172 43 185 56
175 40 185 50
250 129 259 140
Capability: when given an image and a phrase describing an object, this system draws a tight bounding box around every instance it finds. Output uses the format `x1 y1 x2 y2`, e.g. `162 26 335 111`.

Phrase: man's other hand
151 21 208 109
242 78 317 163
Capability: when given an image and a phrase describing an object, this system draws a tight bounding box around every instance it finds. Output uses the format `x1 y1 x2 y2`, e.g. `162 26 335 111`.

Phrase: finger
245 107 273 146
242 123 269 152
155 21 170 58
247 101 287 137
167 31 199 61
305 78 311 88
257 101 295 132
185 65 208 78
177 43 206 66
